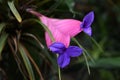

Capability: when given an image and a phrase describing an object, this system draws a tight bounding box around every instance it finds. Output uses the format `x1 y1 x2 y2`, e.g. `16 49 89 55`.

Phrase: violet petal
49 42 66 54
66 46 83 57
57 53 70 68
81 11 94 28
83 26 92 36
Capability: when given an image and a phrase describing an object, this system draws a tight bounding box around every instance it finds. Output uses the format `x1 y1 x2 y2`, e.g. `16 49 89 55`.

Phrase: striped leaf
0 33 8 60
19 43 35 80
8 1 22 23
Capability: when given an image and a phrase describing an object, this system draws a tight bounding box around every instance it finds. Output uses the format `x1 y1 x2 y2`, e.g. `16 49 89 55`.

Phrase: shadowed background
0 0 120 80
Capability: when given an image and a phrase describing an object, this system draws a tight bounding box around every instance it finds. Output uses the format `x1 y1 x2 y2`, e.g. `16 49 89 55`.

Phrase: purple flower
81 11 94 36
49 42 83 68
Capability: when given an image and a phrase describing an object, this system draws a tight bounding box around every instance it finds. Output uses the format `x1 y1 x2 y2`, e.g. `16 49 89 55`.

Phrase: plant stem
57 54 62 80
82 52 90 74
58 67 62 80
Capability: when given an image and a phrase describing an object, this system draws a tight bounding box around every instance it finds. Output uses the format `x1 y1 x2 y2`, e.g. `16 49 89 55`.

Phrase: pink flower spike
27 9 83 37
27 9 82 47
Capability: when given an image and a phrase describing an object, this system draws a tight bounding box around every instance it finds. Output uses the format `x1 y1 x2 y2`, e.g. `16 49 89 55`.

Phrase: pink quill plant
27 9 94 68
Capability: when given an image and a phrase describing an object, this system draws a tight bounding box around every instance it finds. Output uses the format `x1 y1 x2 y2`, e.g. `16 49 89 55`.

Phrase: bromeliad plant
0 0 94 80
27 9 94 68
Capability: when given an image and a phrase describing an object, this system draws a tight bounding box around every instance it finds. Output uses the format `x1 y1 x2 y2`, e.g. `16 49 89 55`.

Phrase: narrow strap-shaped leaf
18 34 44 79
19 43 35 80
32 19 62 79
21 19 56 67
72 38 95 63
34 19 55 42
8 1 22 23
8 38 28 80
0 33 8 60
25 50 44 80
23 19 55 42
84 33 104 53
90 37 104 53
23 33 44 49
72 37 91 74
22 19 61 80
33 19 62 80
0 23 6 33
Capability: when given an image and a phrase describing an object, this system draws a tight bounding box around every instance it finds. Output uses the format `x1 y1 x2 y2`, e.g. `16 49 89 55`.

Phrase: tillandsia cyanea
27 9 94 68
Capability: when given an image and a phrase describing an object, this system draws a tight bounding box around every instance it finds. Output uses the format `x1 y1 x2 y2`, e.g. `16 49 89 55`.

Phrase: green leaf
89 57 120 68
8 1 22 23
65 0 74 10
25 19 55 42
72 38 91 74
19 43 35 80
65 0 82 17
90 36 104 53
0 33 8 60
0 23 6 33
23 33 44 49
22 19 57 67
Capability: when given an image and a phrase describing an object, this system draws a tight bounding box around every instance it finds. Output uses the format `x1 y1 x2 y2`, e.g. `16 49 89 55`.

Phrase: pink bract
28 10 82 47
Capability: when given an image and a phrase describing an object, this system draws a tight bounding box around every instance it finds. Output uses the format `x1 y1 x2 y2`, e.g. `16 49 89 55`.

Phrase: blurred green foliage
0 0 120 80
